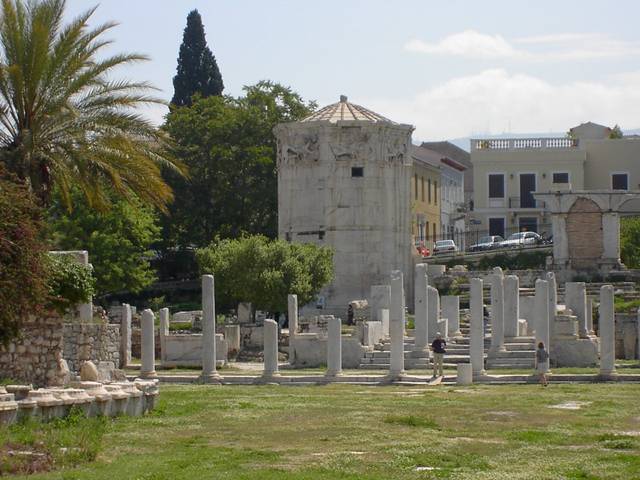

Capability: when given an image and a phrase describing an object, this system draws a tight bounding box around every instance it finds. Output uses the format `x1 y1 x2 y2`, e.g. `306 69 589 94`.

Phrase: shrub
46 255 96 314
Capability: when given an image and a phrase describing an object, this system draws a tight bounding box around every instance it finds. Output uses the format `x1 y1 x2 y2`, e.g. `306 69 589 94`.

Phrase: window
434 181 438 205
414 174 418 199
612 173 628 190
552 172 569 184
428 179 432 203
421 177 425 202
489 218 505 238
488 174 505 198
351 167 364 177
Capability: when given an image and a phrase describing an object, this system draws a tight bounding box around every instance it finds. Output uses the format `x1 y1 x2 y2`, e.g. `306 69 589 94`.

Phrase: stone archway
566 197 603 269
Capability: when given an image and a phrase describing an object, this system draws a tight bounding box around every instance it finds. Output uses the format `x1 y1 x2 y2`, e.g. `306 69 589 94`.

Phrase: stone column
599 285 616 376
389 270 405 378
427 286 440 342
326 316 342 378
120 303 132 368
287 294 298 337
262 319 280 381
470 278 485 377
546 272 557 328
413 264 429 354
490 267 505 354
602 213 621 265
586 297 595 335
441 296 461 337
159 308 169 363
535 279 550 373
371 285 391 336
140 309 157 378
503 275 519 338
551 214 569 266
200 275 221 383
565 282 588 338
637 308 640 361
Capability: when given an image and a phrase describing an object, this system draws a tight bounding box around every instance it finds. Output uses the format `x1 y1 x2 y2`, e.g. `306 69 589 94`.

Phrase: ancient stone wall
0 314 64 387
615 313 639 360
63 322 121 373
566 198 603 269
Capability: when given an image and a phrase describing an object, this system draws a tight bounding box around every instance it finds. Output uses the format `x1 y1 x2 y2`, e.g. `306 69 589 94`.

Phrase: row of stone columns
136 272 620 383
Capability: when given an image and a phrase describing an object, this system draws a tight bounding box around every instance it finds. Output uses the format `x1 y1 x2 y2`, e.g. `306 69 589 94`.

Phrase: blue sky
66 0 640 141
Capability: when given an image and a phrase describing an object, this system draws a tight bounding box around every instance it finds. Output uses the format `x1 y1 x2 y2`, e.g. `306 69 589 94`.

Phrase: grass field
2 384 640 479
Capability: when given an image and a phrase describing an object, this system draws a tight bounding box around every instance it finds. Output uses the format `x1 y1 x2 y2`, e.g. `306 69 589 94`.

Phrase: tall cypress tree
171 10 224 107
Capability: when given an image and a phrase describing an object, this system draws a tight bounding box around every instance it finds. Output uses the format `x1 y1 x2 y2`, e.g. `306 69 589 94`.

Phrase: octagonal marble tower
274 96 415 316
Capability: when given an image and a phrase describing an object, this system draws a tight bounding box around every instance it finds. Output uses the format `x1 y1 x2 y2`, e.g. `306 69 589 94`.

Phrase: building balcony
508 197 545 209
471 137 579 151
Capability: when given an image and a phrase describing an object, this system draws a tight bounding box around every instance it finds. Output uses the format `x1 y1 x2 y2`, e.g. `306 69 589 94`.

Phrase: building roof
301 95 395 124
420 141 471 168
412 144 467 172
411 145 441 170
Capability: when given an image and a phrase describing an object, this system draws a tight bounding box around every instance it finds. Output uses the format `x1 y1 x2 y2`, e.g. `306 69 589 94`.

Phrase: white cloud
405 30 640 61
363 69 640 140
405 30 516 58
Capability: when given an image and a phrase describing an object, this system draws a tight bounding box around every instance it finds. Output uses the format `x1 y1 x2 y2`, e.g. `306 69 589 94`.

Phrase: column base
597 370 617 380
255 373 281 385
384 371 405 383
324 371 343 379
411 348 430 358
488 346 507 357
140 371 157 379
199 372 222 384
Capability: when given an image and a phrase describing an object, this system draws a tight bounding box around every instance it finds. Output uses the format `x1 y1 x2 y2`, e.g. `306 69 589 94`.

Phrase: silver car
500 231 541 248
433 239 457 255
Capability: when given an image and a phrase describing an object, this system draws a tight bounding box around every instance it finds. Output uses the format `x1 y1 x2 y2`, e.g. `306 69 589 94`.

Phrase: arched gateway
534 190 640 272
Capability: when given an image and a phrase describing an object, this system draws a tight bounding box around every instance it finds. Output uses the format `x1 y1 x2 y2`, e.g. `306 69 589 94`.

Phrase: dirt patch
0 443 53 476
548 401 592 410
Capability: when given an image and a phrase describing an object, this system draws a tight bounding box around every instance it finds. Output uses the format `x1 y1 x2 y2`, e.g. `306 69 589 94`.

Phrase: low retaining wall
160 333 227 367
0 380 159 426
289 334 366 368
0 314 64 387
63 322 121 373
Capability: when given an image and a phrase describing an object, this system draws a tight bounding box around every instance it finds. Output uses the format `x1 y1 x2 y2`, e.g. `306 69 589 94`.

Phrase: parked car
433 239 457 255
468 235 504 252
500 231 542 248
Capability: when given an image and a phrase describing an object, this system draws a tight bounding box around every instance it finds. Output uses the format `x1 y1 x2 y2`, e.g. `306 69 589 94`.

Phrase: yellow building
410 146 441 251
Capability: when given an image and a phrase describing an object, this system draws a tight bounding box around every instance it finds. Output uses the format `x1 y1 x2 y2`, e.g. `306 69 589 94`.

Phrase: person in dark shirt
535 341 549 386
431 332 446 377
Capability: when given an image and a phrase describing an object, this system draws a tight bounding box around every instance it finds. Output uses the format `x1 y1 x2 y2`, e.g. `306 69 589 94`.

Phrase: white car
433 239 457 255
500 231 542 248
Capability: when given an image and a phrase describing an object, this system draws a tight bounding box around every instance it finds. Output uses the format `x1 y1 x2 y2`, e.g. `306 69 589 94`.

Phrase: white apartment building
469 122 640 240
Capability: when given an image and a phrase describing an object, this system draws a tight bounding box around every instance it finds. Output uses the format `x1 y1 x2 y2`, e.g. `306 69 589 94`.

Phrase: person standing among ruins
431 332 446 377
535 341 549 386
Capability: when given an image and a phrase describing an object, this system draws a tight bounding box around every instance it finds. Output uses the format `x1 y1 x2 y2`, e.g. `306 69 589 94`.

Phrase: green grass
3 384 640 479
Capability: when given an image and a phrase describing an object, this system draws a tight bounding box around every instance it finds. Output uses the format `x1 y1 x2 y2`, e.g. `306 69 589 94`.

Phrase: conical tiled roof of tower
301 95 395 123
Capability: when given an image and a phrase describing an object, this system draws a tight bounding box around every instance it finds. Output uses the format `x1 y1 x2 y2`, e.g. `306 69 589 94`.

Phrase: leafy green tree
163 81 315 249
609 124 624 139
621 217 640 268
196 235 333 314
171 9 223 107
0 0 183 210
49 191 160 297
0 168 49 343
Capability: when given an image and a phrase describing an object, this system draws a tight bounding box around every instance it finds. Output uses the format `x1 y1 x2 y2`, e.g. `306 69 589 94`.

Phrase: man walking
431 332 446 377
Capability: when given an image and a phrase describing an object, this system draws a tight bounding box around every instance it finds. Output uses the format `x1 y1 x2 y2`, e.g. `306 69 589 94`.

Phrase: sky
66 0 640 142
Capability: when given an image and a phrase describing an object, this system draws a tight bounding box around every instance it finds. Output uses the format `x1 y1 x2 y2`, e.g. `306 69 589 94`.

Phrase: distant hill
440 129 640 152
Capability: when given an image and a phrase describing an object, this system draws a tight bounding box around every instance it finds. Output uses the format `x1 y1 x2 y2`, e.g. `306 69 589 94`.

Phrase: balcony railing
471 137 579 151
508 196 545 209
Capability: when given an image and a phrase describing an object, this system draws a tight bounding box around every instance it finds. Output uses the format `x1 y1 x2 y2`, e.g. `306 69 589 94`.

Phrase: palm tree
0 0 183 210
